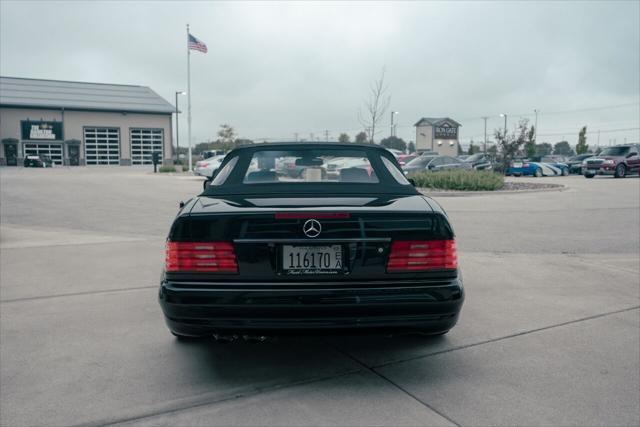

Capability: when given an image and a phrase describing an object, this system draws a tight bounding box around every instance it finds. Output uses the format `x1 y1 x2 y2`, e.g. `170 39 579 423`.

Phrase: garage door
84 128 120 165
23 143 63 165
130 129 163 165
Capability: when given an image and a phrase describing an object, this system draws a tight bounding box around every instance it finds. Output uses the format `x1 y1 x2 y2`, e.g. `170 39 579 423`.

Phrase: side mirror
408 178 416 187
627 153 637 158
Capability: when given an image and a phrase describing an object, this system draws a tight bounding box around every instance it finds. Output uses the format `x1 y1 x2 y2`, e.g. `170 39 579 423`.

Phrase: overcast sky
1 1 639 147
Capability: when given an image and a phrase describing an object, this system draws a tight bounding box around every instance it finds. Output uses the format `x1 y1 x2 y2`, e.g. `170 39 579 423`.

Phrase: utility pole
294 132 298 142
310 132 314 141
534 109 539 142
324 130 329 142
482 116 488 153
597 130 600 148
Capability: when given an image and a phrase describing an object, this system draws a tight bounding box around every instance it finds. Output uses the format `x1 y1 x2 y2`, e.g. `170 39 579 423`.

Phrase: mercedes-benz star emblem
302 219 322 238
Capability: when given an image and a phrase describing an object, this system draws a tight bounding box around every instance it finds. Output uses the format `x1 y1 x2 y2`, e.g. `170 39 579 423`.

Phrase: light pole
482 116 488 153
390 111 398 137
533 109 539 142
500 113 508 136
175 91 186 163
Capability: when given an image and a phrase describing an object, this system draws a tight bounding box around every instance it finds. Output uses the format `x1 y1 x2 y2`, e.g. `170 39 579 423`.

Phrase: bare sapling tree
495 118 530 172
358 68 391 144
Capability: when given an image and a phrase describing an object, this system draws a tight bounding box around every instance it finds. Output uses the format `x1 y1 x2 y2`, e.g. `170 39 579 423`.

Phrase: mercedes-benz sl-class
159 143 464 339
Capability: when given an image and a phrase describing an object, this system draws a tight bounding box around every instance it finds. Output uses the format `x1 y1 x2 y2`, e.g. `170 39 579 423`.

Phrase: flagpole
186 23 193 173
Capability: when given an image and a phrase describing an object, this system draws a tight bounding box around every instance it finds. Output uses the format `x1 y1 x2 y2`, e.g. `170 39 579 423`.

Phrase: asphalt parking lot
1 167 638 427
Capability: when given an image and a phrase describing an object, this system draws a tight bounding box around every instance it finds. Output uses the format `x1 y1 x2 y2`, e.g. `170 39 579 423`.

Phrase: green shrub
158 166 176 173
411 169 504 191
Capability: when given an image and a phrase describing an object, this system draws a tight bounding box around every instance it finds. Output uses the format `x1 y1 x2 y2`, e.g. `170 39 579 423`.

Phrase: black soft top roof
200 142 419 197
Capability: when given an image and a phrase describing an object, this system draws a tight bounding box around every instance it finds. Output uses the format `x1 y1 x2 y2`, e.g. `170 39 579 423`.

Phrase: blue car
506 159 569 177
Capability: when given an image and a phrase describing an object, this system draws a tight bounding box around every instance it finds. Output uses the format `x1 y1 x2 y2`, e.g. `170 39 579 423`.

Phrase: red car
582 144 640 178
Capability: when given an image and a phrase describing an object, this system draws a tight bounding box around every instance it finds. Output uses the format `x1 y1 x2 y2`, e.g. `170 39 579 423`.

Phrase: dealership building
414 117 461 156
0 76 174 166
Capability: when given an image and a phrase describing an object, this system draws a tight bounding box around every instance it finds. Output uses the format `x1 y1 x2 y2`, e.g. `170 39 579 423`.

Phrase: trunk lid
167 195 455 282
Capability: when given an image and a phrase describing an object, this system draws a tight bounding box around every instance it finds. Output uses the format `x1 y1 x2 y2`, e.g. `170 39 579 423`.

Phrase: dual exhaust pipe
213 333 269 343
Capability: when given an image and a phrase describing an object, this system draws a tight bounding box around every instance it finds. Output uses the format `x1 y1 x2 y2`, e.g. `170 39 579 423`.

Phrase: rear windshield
242 149 378 184
203 145 420 196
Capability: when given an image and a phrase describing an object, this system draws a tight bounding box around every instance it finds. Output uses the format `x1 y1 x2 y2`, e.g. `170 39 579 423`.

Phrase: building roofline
0 103 173 115
0 75 148 89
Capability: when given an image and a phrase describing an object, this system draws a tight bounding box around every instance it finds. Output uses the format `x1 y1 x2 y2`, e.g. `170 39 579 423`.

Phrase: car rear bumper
159 278 464 335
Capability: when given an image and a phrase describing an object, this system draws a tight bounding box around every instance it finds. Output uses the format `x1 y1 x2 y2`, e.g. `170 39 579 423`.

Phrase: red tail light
387 240 457 272
165 242 238 273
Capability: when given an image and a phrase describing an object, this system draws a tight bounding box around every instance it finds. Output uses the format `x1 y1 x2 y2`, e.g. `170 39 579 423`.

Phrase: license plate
512 162 523 168
282 245 343 275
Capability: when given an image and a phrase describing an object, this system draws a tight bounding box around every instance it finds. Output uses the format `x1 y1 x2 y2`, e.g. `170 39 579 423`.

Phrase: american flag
188 33 208 53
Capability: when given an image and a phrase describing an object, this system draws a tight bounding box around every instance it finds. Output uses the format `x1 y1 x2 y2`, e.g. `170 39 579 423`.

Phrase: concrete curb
419 184 566 197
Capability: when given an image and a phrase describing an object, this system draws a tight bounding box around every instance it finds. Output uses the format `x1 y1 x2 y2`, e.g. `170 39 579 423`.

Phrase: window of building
23 143 63 165
130 128 163 165
84 128 120 165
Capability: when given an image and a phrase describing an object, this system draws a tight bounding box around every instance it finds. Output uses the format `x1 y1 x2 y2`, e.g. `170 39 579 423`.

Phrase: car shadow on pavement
167 332 450 384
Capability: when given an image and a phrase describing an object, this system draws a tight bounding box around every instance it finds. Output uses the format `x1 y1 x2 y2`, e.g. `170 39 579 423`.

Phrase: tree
358 68 390 144
338 133 350 143
379 136 407 151
495 118 530 172
216 124 236 151
535 143 553 156
355 131 368 144
468 141 480 155
525 125 536 158
408 141 416 153
576 126 589 154
457 142 464 155
234 138 254 147
553 140 574 156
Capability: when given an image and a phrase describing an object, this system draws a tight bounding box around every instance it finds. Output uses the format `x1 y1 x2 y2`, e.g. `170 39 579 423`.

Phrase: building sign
434 122 458 140
21 121 63 141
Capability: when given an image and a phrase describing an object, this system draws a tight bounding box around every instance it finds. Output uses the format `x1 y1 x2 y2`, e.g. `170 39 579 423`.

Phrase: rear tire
534 168 542 177
614 164 626 178
584 173 595 178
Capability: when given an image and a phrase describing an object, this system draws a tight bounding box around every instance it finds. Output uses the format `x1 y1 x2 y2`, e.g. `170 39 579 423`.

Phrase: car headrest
340 167 371 182
245 170 277 183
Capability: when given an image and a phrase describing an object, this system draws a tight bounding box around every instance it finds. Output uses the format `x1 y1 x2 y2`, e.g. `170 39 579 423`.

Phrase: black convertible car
160 143 464 340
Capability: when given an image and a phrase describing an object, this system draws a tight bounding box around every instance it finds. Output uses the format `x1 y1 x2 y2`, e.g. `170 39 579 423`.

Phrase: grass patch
412 169 504 191
158 166 176 173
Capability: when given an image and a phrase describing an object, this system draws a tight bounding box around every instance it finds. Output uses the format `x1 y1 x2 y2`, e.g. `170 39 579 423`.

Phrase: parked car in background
457 155 469 161
565 154 594 174
23 155 52 168
201 150 226 160
582 144 640 178
385 148 404 158
403 155 473 176
506 159 569 177
463 153 494 170
540 155 569 164
397 154 418 167
195 155 226 189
